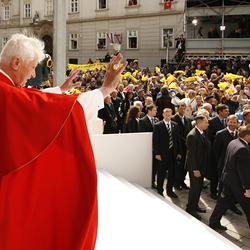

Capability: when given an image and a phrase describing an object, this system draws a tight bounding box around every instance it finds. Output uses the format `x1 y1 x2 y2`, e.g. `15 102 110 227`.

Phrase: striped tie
167 123 173 149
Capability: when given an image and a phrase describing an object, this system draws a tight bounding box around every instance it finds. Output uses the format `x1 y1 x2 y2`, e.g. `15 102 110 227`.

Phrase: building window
127 30 138 49
162 28 174 48
45 0 53 16
97 32 107 50
69 34 79 50
24 3 32 18
69 58 78 64
98 0 107 9
70 0 78 13
4 5 10 20
127 0 138 6
2 37 8 48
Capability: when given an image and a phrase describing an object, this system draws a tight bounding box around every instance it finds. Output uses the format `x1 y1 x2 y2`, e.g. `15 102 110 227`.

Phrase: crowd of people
59 57 250 231
31 53 250 231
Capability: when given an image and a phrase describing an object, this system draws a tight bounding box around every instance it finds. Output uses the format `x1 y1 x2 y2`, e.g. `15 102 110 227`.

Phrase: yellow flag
166 74 176 85
184 76 196 82
195 70 206 76
174 70 186 75
132 70 138 77
224 73 243 80
155 66 161 74
218 82 229 91
160 77 167 84
142 75 148 81
169 82 178 89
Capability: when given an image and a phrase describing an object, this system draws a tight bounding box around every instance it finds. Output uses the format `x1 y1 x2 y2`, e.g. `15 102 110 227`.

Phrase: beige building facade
0 0 185 67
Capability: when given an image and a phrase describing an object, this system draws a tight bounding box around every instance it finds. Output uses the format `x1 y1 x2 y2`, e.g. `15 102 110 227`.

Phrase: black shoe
152 184 157 189
157 191 164 197
209 224 227 231
167 191 178 198
230 206 243 216
210 193 218 200
186 209 202 220
196 206 206 213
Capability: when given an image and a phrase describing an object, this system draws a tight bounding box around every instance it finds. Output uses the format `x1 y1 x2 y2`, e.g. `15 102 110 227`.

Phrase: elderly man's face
13 58 37 88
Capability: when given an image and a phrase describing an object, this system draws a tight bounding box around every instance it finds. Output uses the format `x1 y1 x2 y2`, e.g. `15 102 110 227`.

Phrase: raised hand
100 53 127 97
60 68 81 92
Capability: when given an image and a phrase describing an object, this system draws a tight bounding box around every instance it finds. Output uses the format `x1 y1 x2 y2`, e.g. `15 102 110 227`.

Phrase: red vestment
0 73 98 250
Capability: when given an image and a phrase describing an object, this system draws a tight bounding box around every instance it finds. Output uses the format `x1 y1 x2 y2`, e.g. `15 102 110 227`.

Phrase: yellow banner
67 63 108 72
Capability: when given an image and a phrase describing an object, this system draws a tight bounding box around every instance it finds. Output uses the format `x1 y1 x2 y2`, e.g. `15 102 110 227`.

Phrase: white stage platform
91 133 152 188
96 171 239 250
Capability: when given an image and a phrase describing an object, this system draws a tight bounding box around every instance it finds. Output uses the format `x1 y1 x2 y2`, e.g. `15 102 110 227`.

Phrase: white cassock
43 87 104 134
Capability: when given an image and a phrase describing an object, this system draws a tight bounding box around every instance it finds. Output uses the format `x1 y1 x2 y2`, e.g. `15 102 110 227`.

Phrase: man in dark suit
139 104 158 188
111 90 123 133
98 96 117 134
185 115 210 220
172 102 192 190
208 104 229 200
209 126 250 230
138 104 158 132
214 115 242 215
153 108 182 198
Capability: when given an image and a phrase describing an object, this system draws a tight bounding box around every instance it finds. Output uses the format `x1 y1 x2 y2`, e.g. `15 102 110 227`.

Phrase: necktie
167 123 173 149
222 119 227 128
181 117 185 126
151 118 154 125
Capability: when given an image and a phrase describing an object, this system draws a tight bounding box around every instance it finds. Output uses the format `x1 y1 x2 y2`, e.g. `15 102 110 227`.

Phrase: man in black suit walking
208 104 229 200
209 126 250 230
172 102 192 190
139 104 158 188
153 108 182 198
214 115 242 215
185 115 210 220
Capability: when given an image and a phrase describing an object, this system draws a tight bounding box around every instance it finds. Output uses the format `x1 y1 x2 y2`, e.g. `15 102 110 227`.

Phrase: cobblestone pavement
151 179 250 249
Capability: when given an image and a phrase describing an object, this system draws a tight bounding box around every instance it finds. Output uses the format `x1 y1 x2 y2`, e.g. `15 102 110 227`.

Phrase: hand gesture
100 53 127 97
60 68 81 92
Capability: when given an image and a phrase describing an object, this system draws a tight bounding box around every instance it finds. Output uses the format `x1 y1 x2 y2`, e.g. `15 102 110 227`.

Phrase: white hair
0 33 45 64
134 101 143 109
202 103 212 111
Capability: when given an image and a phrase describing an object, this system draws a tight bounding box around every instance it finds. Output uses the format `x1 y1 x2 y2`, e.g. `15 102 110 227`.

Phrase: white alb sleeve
42 87 62 94
77 89 104 122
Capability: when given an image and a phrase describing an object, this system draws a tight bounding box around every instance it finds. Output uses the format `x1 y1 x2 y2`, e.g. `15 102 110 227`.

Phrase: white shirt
227 127 236 136
195 126 204 135
147 115 154 124
0 69 104 134
163 120 171 129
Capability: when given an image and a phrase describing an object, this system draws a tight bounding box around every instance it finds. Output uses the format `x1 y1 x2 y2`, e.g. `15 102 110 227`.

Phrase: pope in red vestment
0 72 98 250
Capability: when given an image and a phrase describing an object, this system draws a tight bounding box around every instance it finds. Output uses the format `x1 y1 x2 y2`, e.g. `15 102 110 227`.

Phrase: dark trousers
175 150 187 187
157 149 175 194
209 183 250 227
187 172 204 211
210 160 219 195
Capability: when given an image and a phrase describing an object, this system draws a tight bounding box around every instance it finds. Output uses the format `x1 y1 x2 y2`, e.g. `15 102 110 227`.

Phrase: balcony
186 38 250 56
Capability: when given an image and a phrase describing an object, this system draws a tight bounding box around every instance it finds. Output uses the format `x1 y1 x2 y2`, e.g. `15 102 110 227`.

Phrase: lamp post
192 17 198 38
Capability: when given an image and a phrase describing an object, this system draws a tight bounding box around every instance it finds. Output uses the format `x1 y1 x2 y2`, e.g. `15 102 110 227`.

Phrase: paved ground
151 179 250 249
